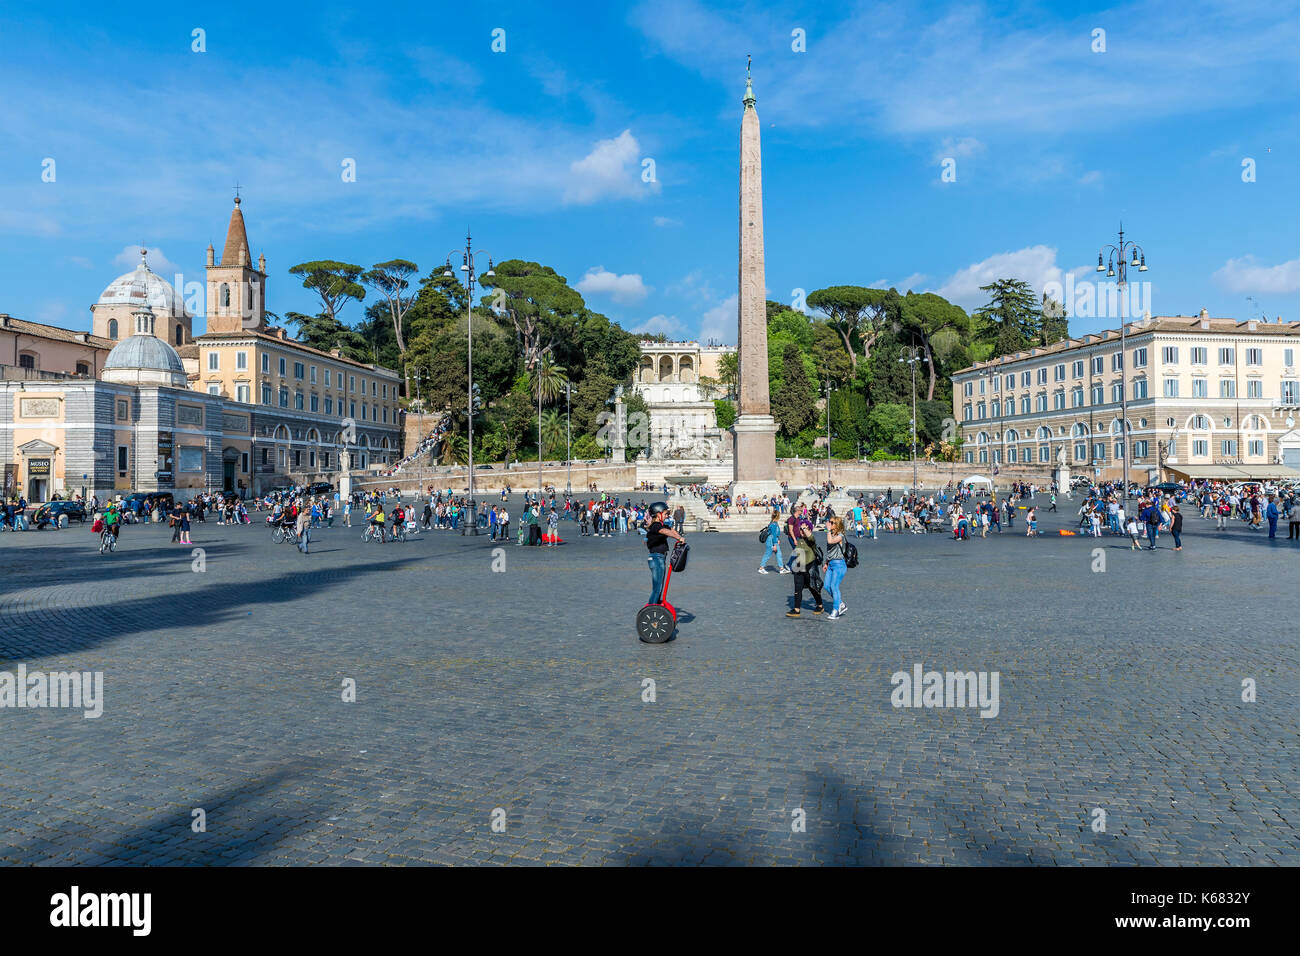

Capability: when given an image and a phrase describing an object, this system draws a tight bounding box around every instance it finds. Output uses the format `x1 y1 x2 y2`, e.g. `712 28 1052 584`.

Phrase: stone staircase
674 493 774 534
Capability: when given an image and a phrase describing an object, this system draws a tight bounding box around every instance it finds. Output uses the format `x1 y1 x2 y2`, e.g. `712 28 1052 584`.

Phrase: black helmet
648 501 669 517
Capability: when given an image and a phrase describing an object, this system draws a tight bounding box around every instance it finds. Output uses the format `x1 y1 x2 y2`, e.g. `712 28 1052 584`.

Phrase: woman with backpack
786 524 825 618
757 511 788 574
822 517 848 620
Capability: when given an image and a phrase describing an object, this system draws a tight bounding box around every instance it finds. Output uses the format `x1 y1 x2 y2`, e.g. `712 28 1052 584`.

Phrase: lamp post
1096 224 1148 499
565 382 573 495
900 346 926 495
442 231 494 536
824 380 833 488
411 367 426 408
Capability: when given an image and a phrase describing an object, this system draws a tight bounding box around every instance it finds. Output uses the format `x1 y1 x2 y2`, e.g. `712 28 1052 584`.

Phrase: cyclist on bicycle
103 501 122 544
371 506 386 543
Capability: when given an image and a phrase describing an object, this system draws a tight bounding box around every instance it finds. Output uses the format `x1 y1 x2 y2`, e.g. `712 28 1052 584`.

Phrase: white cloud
114 245 180 276
653 216 681 227
1213 255 1300 295
932 245 1065 308
698 293 737 345
575 266 650 303
630 313 687 337
564 129 657 204
896 272 928 292
931 136 984 164
1078 170 1102 186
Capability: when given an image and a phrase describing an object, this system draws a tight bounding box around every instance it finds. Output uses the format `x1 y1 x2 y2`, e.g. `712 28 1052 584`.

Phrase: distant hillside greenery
281 257 1065 462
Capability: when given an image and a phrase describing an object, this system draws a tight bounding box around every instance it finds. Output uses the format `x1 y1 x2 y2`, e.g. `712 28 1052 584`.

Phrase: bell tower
205 195 266 334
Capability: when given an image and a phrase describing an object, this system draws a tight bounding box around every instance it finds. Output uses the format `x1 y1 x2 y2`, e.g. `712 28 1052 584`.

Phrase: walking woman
786 524 824 618
823 516 847 620
1170 504 1183 551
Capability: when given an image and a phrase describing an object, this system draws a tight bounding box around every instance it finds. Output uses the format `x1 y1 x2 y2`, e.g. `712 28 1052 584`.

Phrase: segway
637 539 688 644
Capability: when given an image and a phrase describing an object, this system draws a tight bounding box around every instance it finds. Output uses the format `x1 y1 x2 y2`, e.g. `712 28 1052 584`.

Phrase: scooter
637 540 688 644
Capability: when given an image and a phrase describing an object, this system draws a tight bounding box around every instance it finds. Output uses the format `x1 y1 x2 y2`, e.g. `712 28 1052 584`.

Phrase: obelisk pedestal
731 65 781 499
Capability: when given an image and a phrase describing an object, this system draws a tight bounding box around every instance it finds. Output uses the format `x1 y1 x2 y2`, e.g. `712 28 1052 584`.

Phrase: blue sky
1 0 1297 344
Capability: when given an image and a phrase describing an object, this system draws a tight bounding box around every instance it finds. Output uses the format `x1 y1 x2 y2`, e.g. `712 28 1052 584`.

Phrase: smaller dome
97 250 186 315
103 335 185 374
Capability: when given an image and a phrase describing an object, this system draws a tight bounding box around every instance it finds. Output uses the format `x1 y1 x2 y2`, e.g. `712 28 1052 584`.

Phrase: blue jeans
760 539 783 568
824 559 846 611
1146 524 1158 548
647 552 667 605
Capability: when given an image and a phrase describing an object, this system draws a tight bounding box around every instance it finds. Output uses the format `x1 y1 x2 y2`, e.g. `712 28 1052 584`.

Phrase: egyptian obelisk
732 60 780 496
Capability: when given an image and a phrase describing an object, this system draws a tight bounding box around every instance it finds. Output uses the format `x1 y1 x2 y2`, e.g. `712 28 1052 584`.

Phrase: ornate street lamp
1096 224 1148 499
443 231 494 535
899 346 927 495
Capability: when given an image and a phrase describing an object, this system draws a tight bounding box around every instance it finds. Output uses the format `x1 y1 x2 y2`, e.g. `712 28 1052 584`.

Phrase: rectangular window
350 375 356 393
370 381 376 396
310 394 320 412
976 402 986 420
1074 442 1086 461
1220 380 1236 398
294 362 305 380
383 406 388 423
324 369 331 387
116 399 129 419
237 384 250 404
361 405 368 420
236 351 248 370
1218 347 1234 365
1282 380 1300 404
1071 387 1083 408
1091 385 1104 405
1248 439 1264 457
1133 348 1147 368
279 387 288 408
1092 442 1105 461
241 452 249 474
1036 394 1047 412
1037 367 1047 385
1054 364 1065 381
1286 349 1294 367
279 357 287 375
1021 371 1031 388
383 383 389 399
962 405 971 421
310 365 317 384
208 352 219 370
261 384 272 405
1191 379 1206 398
1114 441 1124 460
1112 352 1123 371
1191 347 1207 365
1247 380 1263 398
117 445 128 473
1091 356 1104 375
207 384 220 396
262 448 269 465
294 450 301 468
1053 391 1065 410
992 377 999 393
261 353 270 372
349 401 356 418
325 398 334 415
1193 439 1208 457
1039 445 1050 463
1222 439 1238 457
1246 348 1262 366
1164 378 1179 397
978 378 985 395
1162 346 1178 365
1005 374 1015 389
1020 396 1030 415
1132 441 1148 459
294 392 304 410
1072 360 1084 378
1133 379 1147 399
1111 383 1123 402
1002 398 1012 416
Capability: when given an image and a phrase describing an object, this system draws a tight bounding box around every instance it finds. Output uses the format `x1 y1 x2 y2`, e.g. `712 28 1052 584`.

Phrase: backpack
844 542 859 569
758 525 770 543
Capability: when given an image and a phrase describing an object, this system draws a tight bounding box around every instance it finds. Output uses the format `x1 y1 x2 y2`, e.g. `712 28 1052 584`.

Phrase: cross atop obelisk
732 57 780 495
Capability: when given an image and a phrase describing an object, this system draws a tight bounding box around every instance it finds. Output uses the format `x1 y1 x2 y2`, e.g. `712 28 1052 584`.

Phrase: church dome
96 251 186 315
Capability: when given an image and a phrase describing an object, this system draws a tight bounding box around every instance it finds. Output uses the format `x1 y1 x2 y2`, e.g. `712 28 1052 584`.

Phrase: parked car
32 500 87 529
306 482 333 495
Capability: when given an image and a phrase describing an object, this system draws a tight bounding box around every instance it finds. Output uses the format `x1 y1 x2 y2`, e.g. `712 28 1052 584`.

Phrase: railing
0 364 89 381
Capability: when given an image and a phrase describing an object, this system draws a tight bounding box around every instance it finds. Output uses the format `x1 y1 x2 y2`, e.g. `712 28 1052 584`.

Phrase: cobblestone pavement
0 496 1295 865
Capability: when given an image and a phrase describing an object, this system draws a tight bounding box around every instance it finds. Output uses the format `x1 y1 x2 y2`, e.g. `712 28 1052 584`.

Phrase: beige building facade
952 311 1300 482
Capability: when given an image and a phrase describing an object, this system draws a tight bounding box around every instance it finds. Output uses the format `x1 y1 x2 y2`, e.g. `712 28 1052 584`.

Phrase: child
1126 515 1141 550
1026 507 1037 537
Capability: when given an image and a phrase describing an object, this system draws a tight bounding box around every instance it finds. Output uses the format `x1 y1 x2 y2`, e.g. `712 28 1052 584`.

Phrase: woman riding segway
638 501 686 643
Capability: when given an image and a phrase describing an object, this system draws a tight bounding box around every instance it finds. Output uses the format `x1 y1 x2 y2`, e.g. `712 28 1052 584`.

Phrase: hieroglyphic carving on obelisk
732 58 780 494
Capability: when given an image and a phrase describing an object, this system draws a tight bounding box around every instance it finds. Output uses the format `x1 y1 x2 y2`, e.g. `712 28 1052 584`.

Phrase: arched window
220 283 230 308
1036 426 1051 441
108 318 119 339
1005 429 1019 443
175 324 183 345
18 352 35 370
1189 414 1210 431
1071 423 1088 438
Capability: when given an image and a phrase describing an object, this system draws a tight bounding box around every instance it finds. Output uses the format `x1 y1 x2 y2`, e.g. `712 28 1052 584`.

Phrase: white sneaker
838 602 847 614
779 567 791 574
757 567 769 574
826 610 840 620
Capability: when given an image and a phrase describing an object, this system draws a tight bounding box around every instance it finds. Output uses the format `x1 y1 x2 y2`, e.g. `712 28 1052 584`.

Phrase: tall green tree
362 259 420 391
897 292 971 401
480 260 584 372
806 286 900 374
1039 291 1069 345
288 261 367 325
283 311 368 360
974 279 1039 358
771 343 816 437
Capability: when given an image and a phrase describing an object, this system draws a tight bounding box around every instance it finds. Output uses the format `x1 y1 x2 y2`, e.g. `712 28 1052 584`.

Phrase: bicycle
391 523 407 543
362 524 385 543
99 528 118 554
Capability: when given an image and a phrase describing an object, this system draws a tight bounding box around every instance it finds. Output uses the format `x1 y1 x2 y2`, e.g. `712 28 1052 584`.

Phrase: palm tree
717 352 738 399
529 356 569 405
540 409 564 459
440 432 468 465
